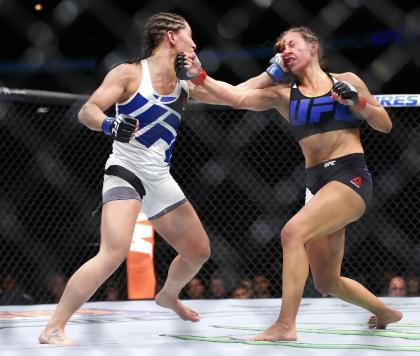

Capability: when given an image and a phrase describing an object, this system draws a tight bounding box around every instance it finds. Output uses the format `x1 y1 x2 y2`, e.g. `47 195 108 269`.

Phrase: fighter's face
173 22 196 53
280 32 318 72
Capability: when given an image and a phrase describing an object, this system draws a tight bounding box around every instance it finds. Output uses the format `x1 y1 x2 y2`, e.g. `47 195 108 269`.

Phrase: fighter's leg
39 199 140 344
307 229 402 329
252 181 366 341
153 201 210 322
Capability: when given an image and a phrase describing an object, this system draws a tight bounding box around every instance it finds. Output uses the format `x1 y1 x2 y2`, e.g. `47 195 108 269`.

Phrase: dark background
1 0 419 95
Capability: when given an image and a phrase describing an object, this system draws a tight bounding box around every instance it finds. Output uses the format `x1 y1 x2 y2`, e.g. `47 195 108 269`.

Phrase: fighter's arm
176 52 284 110
78 64 133 130
191 76 283 112
199 52 286 94
78 64 138 142
235 52 289 91
235 72 274 91
177 50 288 108
332 72 392 133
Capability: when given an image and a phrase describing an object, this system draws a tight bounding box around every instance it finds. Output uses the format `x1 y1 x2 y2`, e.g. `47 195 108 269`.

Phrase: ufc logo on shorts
324 160 336 168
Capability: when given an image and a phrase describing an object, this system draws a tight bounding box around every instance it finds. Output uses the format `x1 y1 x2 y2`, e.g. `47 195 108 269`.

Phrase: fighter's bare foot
39 327 76 345
250 323 297 342
155 291 200 322
368 308 403 329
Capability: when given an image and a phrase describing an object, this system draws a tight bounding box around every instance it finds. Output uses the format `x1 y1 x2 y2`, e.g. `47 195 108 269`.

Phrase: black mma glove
332 81 367 111
102 114 137 143
174 52 207 86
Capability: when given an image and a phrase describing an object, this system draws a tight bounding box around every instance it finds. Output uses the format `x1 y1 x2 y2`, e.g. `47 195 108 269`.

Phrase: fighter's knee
193 243 211 264
99 250 128 271
313 277 339 295
280 222 303 247
182 241 211 265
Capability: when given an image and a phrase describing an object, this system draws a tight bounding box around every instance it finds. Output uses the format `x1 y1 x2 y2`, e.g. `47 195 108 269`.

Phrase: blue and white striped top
112 59 189 170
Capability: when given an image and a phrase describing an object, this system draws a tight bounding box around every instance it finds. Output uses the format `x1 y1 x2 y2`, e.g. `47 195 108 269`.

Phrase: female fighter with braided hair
177 26 402 341
39 12 222 345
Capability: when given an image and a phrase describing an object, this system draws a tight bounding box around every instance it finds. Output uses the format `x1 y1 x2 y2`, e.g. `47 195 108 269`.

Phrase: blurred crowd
181 273 420 300
1 271 419 305
182 274 273 300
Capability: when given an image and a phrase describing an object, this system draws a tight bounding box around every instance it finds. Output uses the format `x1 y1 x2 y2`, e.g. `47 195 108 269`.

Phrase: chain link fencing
0 88 419 304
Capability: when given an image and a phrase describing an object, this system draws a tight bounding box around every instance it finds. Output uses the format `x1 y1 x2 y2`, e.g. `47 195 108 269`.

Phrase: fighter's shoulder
332 72 364 86
107 62 141 82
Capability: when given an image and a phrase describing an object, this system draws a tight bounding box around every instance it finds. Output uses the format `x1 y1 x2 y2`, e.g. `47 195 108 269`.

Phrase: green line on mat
162 334 420 352
298 322 420 328
211 325 420 340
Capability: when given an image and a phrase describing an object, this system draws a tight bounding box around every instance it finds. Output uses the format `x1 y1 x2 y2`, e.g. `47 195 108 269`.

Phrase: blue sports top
288 75 359 142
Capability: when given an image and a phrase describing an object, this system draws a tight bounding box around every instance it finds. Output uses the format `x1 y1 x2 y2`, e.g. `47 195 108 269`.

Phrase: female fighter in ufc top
181 26 402 341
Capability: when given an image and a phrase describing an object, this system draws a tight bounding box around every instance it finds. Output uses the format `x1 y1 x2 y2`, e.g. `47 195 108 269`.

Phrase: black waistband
105 165 146 198
306 153 366 173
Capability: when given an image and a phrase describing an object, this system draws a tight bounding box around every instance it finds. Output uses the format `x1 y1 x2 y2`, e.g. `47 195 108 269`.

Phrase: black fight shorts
305 153 372 209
